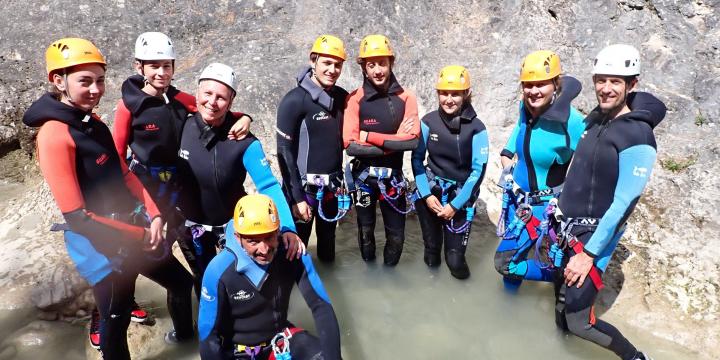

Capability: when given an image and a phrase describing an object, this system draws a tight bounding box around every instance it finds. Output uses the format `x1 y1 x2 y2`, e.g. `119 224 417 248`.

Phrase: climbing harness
376 173 414 215
424 168 476 233
270 328 294 360
185 219 227 258
309 174 351 222
128 158 180 209
496 174 516 237
350 161 413 214
551 213 605 290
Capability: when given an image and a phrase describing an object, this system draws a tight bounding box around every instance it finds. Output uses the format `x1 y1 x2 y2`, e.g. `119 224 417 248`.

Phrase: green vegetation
661 156 697 172
695 113 706 126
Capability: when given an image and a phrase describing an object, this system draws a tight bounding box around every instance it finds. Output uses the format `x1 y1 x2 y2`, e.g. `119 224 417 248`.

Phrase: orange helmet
46 38 106 81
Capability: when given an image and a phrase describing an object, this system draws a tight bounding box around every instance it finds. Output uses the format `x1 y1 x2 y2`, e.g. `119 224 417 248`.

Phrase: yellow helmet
311 35 346 60
519 50 561 82
436 65 471 91
233 194 280 236
358 34 394 59
46 38 106 81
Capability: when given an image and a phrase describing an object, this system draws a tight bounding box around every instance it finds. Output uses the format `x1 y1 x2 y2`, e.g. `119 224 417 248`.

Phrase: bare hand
437 204 457 221
228 115 251 140
425 195 443 214
282 232 306 260
291 201 313 222
144 216 164 251
399 117 415 134
564 251 594 288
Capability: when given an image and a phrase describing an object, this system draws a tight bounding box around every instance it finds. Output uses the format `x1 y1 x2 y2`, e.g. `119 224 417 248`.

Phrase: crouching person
199 194 341 360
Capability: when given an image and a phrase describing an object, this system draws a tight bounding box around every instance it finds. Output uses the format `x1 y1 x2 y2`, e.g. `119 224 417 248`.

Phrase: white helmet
199 63 237 93
135 32 176 60
592 44 640 76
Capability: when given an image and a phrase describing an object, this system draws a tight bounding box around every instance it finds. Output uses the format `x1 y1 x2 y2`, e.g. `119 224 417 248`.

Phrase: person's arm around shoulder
296 254 341 360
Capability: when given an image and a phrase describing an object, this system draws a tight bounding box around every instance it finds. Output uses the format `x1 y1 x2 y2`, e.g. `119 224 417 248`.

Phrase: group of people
23 30 665 360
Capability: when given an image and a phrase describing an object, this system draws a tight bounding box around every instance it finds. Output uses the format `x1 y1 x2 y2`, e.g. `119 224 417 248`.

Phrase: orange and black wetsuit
342 74 420 265
24 93 193 360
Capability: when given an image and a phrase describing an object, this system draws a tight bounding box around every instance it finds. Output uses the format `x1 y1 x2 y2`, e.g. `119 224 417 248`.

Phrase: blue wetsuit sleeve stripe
199 252 234 359
567 107 586 151
451 130 489 209
298 254 341 360
584 145 656 256
502 114 520 156
412 122 431 198
243 140 297 234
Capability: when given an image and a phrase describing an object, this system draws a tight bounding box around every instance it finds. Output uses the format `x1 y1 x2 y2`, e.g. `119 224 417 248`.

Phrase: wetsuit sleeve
275 91 307 204
199 252 234 360
36 121 145 243
243 140 297 234
297 254 341 360
365 90 420 151
584 144 656 257
450 129 489 210
175 91 198 113
411 122 431 198
566 107 587 152
120 161 161 219
112 99 132 161
501 106 522 158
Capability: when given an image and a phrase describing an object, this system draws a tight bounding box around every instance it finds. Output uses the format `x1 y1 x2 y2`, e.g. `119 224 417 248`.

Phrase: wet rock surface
0 0 718 358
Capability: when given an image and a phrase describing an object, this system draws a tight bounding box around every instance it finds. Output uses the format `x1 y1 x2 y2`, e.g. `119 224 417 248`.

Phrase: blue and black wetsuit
199 219 341 360
276 67 348 261
412 104 488 279
554 92 665 360
176 112 296 298
343 74 420 265
494 76 585 289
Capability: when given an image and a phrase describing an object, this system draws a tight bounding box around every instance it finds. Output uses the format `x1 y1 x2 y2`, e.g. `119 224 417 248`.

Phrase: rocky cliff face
0 0 718 356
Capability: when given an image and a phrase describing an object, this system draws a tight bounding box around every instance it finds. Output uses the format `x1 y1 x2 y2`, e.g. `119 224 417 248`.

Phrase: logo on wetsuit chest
178 149 189 160
579 218 598 226
144 123 160 131
429 133 439 142
312 111 330 121
363 118 379 126
96 153 109 165
632 166 648 178
232 289 255 301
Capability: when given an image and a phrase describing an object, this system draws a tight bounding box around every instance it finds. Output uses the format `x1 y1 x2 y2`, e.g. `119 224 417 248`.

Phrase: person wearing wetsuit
412 66 489 279
199 194 341 360
343 34 420 266
553 44 662 360
276 35 349 262
111 32 251 344
493 50 586 291
176 63 303 301
25 38 193 360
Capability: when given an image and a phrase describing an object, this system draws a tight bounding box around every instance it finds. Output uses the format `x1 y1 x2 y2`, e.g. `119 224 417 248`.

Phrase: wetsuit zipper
523 117 539 192
587 119 609 215
387 96 398 132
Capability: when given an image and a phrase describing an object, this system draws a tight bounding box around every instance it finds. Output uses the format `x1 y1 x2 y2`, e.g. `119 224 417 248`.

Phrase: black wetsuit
199 220 341 360
411 104 489 278
176 112 296 299
276 67 348 261
555 92 666 360
343 74 420 265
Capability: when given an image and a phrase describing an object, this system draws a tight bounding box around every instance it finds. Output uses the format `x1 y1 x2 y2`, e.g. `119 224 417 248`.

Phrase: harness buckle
368 166 393 178
305 173 330 186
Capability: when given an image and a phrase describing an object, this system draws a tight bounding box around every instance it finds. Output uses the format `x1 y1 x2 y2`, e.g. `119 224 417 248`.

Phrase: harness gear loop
313 176 351 222
496 174 516 237
377 173 414 214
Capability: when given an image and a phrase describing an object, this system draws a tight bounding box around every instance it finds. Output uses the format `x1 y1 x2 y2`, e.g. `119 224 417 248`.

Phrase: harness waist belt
368 166 393 178
184 219 226 233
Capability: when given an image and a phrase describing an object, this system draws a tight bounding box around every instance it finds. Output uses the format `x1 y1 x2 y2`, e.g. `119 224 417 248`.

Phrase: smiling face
363 56 392 88
52 63 106 112
196 79 234 127
438 90 466 115
311 54 344 88
237 231 279 265
521 79 556 118
593 74 637 116
136 59 174 89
